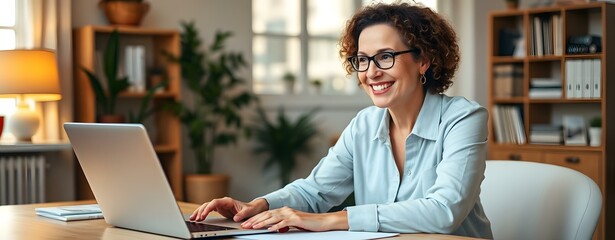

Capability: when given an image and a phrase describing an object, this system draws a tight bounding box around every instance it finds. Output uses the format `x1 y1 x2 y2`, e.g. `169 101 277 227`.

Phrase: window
252 0 437 96
0 0 16 119
0 0 16 50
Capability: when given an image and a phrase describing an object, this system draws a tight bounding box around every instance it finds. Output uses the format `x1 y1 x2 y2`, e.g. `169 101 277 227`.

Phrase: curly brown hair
339 2 459 94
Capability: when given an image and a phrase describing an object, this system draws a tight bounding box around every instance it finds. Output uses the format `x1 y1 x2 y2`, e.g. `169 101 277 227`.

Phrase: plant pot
185 174 229 204
99 1 150 26
589 127 602 147
98 114 126 123
284 81 295 94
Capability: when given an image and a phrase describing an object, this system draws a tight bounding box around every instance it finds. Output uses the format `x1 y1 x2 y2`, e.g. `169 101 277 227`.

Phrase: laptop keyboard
186 221 236 232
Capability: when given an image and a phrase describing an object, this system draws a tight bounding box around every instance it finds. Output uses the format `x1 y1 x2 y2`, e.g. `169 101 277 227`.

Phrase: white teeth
372 83 392 91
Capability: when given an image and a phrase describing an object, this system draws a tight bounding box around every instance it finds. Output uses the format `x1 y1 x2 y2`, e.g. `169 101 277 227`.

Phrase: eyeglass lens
350 52 396 72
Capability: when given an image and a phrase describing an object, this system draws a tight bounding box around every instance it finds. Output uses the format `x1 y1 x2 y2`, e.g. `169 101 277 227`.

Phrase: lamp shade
0 49 62 101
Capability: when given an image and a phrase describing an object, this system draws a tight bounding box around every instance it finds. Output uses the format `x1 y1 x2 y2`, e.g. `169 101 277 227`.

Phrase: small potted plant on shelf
98 0 150 26
82 29 130 123
282 72 296 94
251 106 319 187
589 116 602 147
166 21 258 203
310 78 323 94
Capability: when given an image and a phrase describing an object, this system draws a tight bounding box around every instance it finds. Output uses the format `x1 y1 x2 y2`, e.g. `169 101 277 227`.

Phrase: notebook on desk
64 122 272 239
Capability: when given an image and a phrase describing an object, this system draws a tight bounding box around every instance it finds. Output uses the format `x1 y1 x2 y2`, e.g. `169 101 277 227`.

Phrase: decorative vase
99 1 150 26
589 127 602 147
185 174 229 204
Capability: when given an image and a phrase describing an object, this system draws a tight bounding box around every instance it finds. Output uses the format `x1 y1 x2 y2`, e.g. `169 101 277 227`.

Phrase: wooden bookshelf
72 25 183 201
488 3 614 239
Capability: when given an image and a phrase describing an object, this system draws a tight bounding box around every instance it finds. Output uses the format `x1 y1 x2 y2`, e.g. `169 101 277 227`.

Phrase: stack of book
529 78 562 99
493 64 523 98
529 124 563 145
35 204 103 221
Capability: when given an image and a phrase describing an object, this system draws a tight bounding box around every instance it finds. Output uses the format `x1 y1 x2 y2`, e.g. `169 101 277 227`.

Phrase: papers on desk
237 230 399 240
35 204 104 221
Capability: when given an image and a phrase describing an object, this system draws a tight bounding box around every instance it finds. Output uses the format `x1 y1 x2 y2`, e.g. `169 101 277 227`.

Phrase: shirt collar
373 91 441 142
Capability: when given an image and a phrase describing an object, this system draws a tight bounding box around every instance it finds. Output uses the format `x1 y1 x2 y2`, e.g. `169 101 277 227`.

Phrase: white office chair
480 160 602 240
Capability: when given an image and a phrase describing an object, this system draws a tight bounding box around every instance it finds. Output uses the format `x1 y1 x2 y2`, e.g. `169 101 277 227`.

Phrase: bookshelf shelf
488 3 614 239
72 25 183 201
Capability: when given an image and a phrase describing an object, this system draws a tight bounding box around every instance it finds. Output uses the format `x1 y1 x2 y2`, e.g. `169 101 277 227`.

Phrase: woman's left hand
240 206 349 232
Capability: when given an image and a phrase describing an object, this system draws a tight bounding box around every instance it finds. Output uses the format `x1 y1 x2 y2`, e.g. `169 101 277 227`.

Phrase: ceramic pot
589 127 602 147
99 1 150 26
185 174 229 204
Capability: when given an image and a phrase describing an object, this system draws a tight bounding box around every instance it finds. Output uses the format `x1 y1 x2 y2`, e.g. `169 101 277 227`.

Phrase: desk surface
0 201 479 240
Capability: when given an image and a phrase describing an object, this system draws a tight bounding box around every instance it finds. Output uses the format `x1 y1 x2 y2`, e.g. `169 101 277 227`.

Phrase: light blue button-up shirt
262 92 493 238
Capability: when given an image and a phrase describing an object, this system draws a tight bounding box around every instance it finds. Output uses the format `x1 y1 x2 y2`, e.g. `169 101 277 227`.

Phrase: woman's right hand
189 197 269 223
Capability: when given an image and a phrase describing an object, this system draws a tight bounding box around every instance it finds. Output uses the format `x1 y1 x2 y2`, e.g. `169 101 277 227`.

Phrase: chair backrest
480 160 602 240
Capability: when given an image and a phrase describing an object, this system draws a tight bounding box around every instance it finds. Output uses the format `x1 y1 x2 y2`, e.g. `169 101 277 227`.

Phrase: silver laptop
64 122 272 239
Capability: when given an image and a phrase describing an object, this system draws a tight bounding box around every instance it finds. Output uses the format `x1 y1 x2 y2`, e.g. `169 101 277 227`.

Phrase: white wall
71 0 517 201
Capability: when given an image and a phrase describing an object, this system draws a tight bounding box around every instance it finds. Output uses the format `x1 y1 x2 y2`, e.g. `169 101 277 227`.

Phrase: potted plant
282 72 296 94
310 78 323 94
589 116 601 146
98 0 150 26
166 21 257 203
82 29 130 123
251 106 319 187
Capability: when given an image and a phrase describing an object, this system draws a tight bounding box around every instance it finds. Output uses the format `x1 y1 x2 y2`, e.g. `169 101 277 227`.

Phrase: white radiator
0 155 46 205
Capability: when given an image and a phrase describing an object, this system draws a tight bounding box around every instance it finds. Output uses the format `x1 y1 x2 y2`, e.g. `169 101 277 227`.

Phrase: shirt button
407 171 412 176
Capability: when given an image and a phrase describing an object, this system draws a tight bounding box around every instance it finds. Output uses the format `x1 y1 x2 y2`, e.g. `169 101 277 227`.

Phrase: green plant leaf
164 21 257 174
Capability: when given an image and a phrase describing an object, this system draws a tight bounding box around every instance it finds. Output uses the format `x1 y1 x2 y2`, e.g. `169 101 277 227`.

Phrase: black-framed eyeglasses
347 49 420 72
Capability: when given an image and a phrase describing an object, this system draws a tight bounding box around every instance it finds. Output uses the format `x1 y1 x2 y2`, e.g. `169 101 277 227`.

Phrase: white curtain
15 0 72 141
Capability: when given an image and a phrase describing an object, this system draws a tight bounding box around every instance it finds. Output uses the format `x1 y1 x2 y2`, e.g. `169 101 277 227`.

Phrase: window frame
252 0 364 97
252 0 438 109
0 0 18 121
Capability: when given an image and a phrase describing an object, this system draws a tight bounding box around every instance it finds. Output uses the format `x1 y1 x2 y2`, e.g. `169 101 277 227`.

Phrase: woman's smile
370 81 395 94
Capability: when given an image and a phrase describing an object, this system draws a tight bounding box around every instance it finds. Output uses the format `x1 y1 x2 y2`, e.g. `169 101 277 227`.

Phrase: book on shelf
529 77 562 99
35 204 103 222
124 45 147 92
592 59 601 98
529 124 563 144
530 78 561 88
530 14 562 56
492 105 526 144
529 88 562 99
565 59 601 99
493 64 523 98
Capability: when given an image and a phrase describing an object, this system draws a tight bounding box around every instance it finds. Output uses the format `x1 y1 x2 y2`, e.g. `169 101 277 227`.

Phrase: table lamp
0 49 62 142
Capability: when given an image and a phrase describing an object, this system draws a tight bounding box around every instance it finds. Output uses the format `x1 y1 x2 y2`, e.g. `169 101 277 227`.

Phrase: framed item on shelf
563 115 587 146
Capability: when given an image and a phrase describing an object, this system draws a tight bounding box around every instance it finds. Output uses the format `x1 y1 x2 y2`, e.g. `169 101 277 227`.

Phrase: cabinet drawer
543 152 601 185
489 150 542 162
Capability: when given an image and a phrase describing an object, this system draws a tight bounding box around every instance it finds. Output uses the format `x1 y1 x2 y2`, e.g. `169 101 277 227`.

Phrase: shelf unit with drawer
488 3 614 239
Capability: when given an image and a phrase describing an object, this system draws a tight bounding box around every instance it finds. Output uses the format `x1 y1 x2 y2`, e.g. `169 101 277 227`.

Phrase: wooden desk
0 201 479 240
